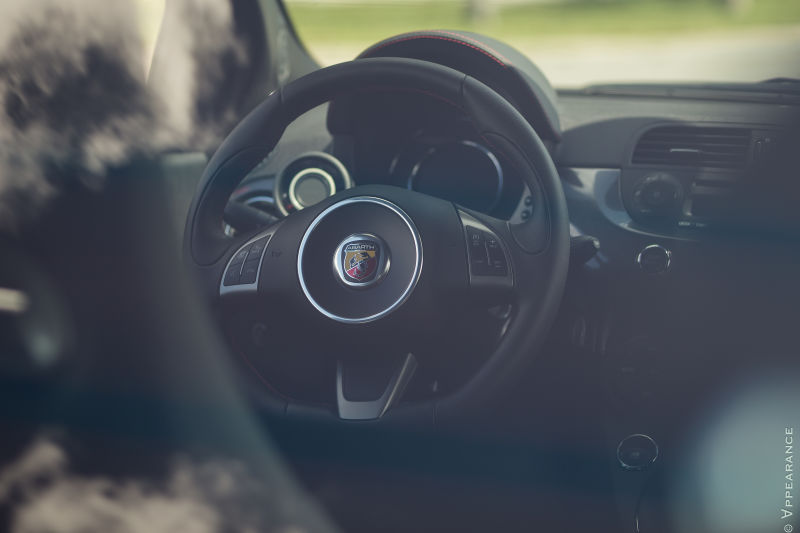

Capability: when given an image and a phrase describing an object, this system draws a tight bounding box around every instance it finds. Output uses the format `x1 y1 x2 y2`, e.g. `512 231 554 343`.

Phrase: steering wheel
184 58 569 427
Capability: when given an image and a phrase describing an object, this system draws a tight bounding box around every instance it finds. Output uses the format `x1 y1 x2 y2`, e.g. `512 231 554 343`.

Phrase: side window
136 0 166 71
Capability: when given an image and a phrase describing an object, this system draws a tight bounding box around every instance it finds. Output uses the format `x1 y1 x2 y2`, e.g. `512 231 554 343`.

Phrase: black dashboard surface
556 91 800 167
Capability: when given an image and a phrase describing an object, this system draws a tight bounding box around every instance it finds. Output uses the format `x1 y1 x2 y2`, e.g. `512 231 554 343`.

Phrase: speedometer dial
407 141 503 213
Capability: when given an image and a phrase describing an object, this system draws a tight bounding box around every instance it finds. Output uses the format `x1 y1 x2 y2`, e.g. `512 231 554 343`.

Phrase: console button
637 244 672 274
240 259 260 284
617 434 659 470
632 173 683 219
223 263 243 286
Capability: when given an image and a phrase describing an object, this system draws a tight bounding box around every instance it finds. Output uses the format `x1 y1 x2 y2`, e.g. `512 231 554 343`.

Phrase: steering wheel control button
220 232 274 294
617 434 659 471
459 210 513 290
334 234 390 288
230 246 251 266
484 231 508 276
240 259 260 284
637 244 672 274
465 226 508 277
298 197 422 324
223 264 243 286
467 227 490 275
248 236 269 257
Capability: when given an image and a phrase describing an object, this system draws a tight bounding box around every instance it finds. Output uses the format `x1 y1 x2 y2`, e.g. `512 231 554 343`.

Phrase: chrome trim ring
288 167 337 210
276 151 352 216
617 433 659 471
297 196 423 324
636 244 672 273
407 140 504 213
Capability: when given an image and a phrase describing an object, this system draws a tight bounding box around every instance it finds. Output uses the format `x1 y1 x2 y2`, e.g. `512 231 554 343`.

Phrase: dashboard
228 88 799 242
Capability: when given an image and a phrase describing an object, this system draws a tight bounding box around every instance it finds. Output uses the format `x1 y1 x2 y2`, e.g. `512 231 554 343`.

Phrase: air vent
632 126 751 169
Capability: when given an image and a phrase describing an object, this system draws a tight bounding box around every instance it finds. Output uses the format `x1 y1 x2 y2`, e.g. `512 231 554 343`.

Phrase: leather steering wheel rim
184 57 570 428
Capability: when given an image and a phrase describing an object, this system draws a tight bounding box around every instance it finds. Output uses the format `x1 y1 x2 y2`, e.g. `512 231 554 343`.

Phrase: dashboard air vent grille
633 126 751 169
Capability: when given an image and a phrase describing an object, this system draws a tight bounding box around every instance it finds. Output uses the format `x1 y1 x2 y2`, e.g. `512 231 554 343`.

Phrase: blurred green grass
285 0 800 46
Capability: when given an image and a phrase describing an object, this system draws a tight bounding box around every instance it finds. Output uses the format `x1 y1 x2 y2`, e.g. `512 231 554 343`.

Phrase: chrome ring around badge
333 233 390 288
297 196 422 324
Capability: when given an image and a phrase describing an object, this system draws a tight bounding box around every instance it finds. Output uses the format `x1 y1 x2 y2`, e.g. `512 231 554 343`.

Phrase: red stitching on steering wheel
362 32 509 68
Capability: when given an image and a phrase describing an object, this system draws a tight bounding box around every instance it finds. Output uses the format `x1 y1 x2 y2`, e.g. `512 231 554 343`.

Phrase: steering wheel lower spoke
336 353 418 420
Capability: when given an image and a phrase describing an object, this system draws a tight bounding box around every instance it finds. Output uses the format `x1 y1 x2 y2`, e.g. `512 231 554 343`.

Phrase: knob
633 173 683 218
637 244 671 274
617 434 659 470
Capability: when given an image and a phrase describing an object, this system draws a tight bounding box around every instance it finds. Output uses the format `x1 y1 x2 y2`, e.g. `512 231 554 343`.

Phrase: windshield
282 0 800 88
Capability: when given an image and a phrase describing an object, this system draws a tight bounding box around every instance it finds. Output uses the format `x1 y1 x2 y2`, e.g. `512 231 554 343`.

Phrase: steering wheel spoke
336 353 418 420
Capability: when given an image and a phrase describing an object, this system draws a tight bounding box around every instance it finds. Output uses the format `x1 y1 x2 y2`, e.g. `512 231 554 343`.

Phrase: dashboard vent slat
632 126 751 169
